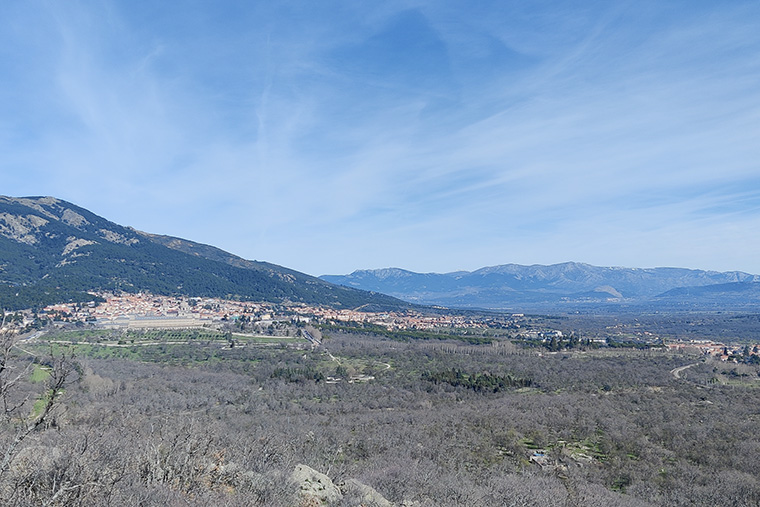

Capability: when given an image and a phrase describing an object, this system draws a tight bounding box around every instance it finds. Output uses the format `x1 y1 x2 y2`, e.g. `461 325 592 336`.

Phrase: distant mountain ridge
5 195 757 313
0 196 407 311
321 262 760 310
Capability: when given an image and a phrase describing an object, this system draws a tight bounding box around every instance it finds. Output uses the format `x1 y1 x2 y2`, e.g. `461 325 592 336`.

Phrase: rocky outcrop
0 213 49 244
290 464 394 506
62 237 97 256
61 209 89 228
291 464 343 505
98 228 139 245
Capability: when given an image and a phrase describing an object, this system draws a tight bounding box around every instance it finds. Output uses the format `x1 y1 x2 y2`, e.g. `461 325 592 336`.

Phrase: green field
29 364 51 383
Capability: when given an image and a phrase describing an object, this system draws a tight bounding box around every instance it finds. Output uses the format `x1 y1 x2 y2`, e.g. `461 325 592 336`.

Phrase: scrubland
2 327 759 506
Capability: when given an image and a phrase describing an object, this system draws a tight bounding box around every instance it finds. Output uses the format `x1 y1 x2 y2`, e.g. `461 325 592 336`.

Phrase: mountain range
0 196 405 311
321 264 760 311
3 195 760 313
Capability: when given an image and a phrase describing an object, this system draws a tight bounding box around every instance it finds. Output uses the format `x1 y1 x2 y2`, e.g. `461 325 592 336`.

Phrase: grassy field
29 363 50 383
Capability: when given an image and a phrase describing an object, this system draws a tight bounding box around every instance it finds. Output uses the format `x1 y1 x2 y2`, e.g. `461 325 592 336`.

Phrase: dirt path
671 363 698 379
324 349 341 365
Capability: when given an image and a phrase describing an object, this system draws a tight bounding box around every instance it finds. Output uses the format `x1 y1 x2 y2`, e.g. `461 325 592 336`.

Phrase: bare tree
0 314 77 477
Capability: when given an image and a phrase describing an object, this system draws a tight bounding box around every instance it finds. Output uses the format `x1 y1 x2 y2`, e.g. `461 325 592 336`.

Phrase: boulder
290 464 343 505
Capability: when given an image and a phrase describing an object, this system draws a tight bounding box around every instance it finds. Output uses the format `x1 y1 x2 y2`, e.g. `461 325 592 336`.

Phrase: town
36 291 501 332
0 291 756 362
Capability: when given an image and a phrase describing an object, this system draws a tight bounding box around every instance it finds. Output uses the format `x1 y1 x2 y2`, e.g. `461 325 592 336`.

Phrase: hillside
0 196 406 310
7 323 760 506
321 263 760 310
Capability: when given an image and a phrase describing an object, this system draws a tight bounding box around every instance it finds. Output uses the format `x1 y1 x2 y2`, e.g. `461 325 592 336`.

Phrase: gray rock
291 463 343 505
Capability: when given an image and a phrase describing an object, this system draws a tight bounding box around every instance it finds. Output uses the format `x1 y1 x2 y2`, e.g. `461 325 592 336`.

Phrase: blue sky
2 1 760 276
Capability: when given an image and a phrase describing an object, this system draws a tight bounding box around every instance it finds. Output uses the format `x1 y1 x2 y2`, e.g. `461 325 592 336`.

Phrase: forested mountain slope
0 196 405 310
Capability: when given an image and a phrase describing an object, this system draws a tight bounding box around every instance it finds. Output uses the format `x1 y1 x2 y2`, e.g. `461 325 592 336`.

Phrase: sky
2 1 760 276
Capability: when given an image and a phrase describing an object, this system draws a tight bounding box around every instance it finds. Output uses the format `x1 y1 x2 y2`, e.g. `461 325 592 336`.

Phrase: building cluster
668 340 760 361
43 293 278 329
290 305 496 331
35 292 519 332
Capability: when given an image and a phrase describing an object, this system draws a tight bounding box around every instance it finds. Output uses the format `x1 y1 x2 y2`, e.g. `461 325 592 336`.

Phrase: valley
3 314 760 506
2 196 760 505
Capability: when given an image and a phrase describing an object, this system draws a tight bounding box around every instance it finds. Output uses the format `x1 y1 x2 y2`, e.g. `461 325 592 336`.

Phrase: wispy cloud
2 1 760 275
